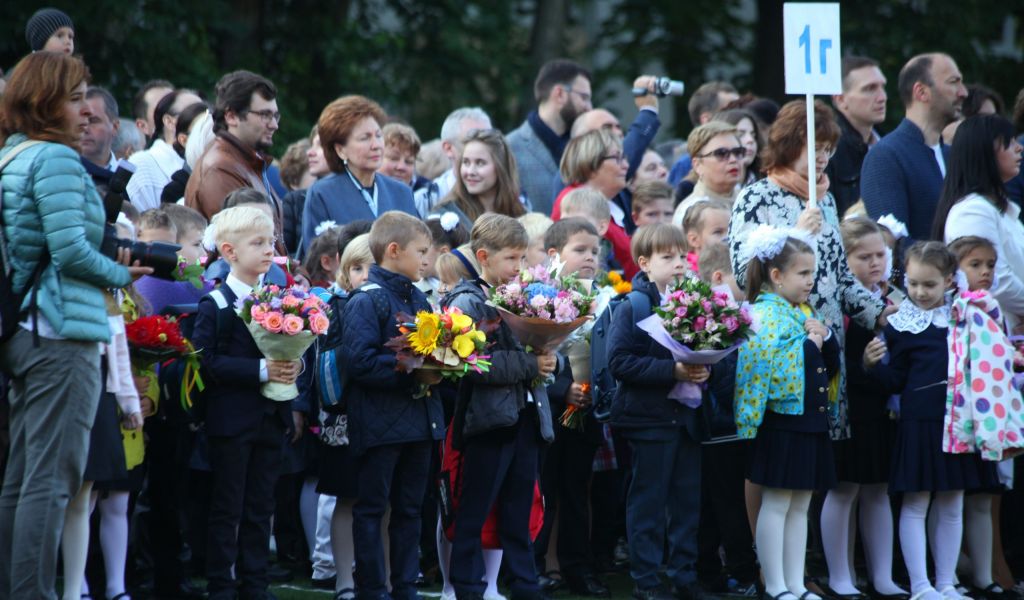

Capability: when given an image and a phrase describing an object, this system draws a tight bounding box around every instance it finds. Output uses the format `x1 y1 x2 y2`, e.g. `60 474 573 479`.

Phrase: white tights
900 491 963 600
821 482 905 595
436 514 503 598
963 494 994 589
757 488 815 599
61 482 94 600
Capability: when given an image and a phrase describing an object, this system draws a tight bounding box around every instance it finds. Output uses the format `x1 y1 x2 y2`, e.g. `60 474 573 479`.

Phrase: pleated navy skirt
889 418 1001 493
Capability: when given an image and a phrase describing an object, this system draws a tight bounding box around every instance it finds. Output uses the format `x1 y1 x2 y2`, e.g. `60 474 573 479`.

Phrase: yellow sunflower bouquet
386 307 496 395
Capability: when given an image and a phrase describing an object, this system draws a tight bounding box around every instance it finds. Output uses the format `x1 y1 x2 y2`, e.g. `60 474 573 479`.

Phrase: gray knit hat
25 8 74 52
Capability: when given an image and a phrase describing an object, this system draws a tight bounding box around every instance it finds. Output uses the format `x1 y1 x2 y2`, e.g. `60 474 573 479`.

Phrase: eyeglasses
561 85 592 104
245 109 282 123
696 146 746 161
602 153 626 164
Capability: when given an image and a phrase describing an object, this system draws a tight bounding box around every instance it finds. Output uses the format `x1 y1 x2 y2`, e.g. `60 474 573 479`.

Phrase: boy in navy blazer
340 211 445 600
192 206 303 600
607 224 709 600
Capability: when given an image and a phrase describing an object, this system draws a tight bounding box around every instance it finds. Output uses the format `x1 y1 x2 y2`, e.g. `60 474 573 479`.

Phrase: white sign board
783 3 842 95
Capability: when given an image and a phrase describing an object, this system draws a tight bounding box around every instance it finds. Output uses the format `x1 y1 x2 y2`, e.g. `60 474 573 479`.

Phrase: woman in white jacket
934 115 1024 327
932 113 1023 600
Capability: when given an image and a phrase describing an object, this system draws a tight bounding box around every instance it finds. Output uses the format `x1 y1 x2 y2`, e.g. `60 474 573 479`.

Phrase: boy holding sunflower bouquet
339 211 446 600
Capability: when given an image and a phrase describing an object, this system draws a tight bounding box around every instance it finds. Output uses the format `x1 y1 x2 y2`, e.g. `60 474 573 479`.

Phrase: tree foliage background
2 0 1021 154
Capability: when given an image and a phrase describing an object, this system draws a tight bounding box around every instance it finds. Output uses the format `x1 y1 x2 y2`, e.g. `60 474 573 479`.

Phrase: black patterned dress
728 178 886 440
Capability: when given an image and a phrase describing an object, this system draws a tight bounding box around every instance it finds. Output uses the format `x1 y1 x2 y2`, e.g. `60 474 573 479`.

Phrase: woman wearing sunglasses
673 121 745 213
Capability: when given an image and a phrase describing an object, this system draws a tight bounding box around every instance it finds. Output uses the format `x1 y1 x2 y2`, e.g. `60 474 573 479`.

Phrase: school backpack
0 140 48 347
315 283 391 413
157 288 237 423
590 290 651 422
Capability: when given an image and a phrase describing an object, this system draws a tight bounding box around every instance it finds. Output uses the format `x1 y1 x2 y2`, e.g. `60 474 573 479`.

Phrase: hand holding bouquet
386 307 495 397
638 277 754 406
237 284 331 401
125 314 204 412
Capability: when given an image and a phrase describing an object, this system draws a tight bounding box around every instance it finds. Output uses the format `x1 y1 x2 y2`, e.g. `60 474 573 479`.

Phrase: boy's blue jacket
192 284 291 437
607 272 705 440
341 264 444 455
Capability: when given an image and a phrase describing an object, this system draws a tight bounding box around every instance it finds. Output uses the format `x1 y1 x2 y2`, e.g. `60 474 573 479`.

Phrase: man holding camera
548 75 665 234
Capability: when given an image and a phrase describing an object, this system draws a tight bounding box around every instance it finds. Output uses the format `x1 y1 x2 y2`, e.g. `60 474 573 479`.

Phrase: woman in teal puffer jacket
0 51 150 599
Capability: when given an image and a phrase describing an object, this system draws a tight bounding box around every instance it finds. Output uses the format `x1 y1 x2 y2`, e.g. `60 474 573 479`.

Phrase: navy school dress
747 336 840 491
833 318 897 484
872 320 999 493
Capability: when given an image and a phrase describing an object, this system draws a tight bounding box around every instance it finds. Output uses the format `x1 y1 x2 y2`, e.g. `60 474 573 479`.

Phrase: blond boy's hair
209 206 274 247
162 203 208 241
517 212 554 241
368 210 432 263
338 233 374 291
561 186 611 222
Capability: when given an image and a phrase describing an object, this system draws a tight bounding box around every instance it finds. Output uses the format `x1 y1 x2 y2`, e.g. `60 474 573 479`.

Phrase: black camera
99 161 182 280
632 77 685 98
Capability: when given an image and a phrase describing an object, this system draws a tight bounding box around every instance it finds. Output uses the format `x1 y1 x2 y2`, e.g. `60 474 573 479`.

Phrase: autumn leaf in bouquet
385 307 498 398
638 277 755 407
236 284 332 401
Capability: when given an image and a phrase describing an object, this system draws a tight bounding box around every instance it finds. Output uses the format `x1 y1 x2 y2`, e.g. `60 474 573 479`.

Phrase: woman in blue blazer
301 95 418 254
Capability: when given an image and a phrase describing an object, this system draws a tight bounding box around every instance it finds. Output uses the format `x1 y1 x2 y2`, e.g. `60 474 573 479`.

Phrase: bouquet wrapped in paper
489 262 598 354
125 313 203 411
637 277 755 406
236 284 331 401
385 307 497 397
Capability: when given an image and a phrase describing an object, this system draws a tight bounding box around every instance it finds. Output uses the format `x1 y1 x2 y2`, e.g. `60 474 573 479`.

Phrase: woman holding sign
727 99 892 599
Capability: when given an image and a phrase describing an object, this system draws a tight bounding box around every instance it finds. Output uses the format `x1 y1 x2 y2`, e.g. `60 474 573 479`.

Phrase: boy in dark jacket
534 218 610 597
192 206 302 599
340 211 445 600
607 224 710 600
445 214 558 600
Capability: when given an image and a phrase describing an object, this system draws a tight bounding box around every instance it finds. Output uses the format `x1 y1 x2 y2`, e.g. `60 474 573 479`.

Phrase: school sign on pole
783 3 842 207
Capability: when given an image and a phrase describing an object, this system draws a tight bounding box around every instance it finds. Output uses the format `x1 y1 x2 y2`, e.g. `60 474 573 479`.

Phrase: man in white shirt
127 88 203 211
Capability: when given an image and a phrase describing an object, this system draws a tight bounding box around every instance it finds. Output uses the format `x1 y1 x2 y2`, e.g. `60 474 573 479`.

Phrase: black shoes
565 572 611 598
311 575 336 590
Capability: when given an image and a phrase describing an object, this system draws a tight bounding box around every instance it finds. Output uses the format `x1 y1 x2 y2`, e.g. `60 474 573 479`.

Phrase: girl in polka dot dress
864 242 999 600
947 236 1020 600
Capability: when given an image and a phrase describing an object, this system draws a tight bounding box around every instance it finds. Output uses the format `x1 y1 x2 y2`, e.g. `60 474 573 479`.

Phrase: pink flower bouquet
489 262 598 353
237 284 331 400
637 277 754 406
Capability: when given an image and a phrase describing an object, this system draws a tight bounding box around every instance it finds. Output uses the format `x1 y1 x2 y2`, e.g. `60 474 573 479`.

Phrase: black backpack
0 140 48 348
589 290 651 422
157 288 237 423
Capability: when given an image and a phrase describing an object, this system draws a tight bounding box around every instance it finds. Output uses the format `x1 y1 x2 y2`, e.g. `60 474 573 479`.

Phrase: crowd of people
2 7 1024 600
